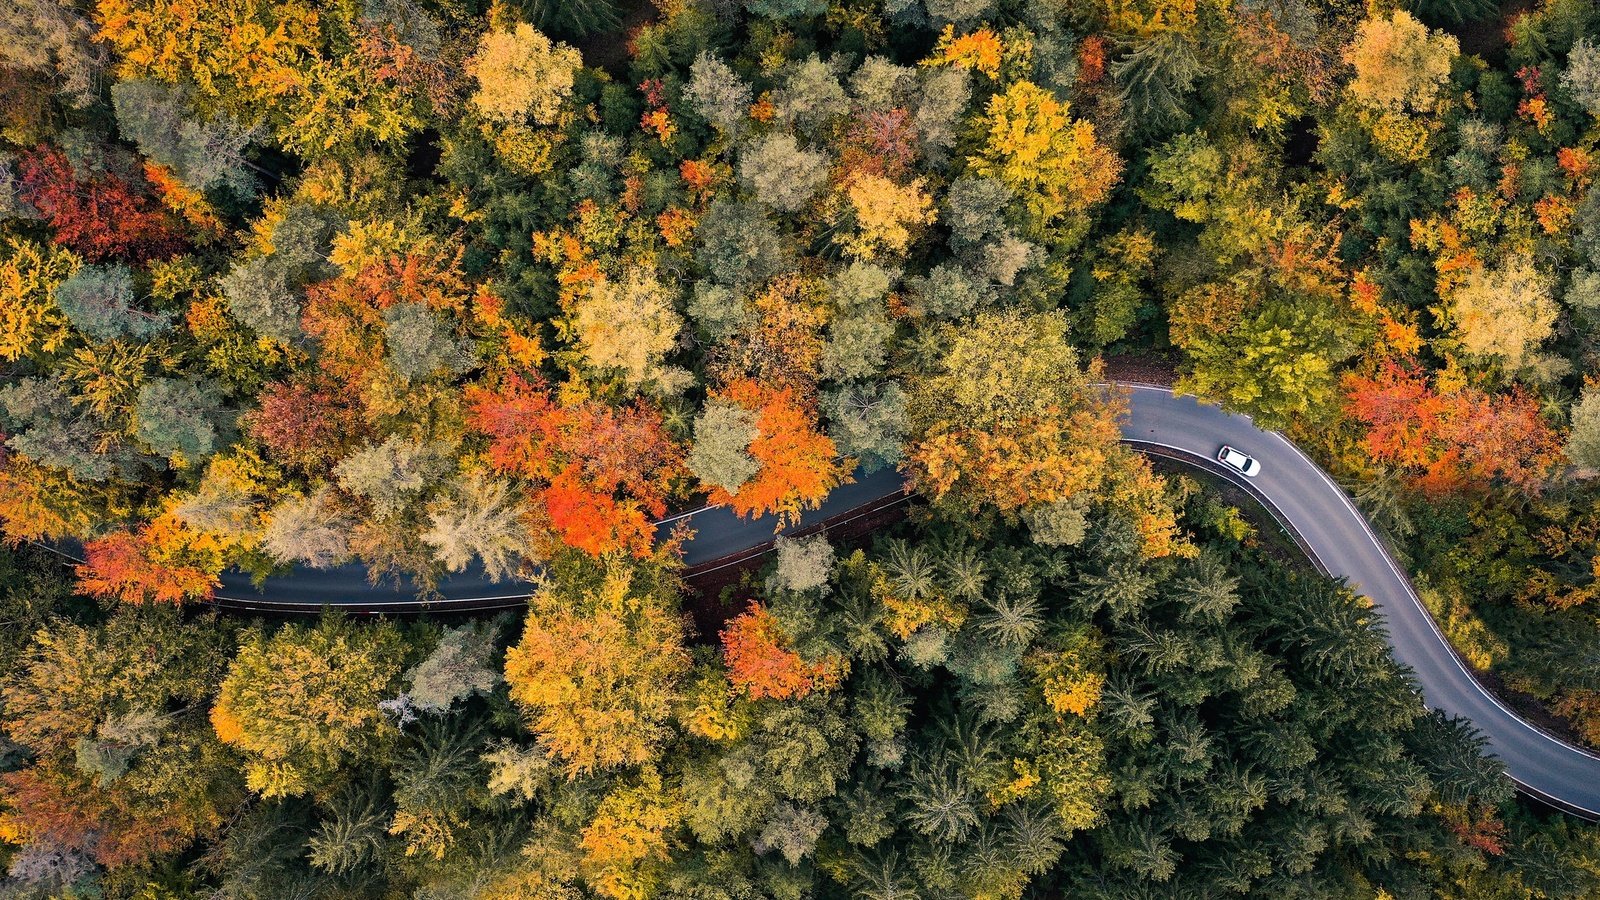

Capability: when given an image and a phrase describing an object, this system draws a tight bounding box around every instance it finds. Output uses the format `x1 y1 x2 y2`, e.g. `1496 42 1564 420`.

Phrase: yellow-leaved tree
211 616 406 798
966 80 1121 231
1446 252 1558 373
563 263 688 393
465 21 581 125
0 236 77 362
579 769 681 900
1342 10 1458 116
1340 10 1459 160
905 309 1122 515
840 173 937 259
503 558 691 776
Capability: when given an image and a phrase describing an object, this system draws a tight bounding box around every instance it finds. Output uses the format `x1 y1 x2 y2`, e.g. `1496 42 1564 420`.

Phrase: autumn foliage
247 378 369 470
0 761 207 868
503 564 690 775
76 523 221 604
720 602 844 700
1342 362 1561 493
707 379 847 524
18 146 186 263
467 374 685 556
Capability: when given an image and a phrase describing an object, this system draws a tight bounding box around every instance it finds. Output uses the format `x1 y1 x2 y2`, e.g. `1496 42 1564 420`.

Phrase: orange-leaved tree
693 378 847 525
246 377 371 475
720 602 846 701
466 374 685 556
1342 361 1560 494
76 517 223 604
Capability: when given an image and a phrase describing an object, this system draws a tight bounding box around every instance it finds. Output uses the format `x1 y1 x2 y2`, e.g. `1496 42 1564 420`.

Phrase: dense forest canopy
5 0 1600 895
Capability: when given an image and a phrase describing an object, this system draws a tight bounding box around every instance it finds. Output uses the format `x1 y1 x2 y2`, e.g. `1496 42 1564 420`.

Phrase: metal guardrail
1126 437 1600 822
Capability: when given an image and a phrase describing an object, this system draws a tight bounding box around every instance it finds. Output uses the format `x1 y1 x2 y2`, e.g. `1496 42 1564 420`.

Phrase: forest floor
1452 0 1537 61
571 0 659 76
1102 351 1179 387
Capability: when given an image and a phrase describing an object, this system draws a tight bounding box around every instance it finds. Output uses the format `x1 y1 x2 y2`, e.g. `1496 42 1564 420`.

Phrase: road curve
199 383 1600 818
1119 384 1600 821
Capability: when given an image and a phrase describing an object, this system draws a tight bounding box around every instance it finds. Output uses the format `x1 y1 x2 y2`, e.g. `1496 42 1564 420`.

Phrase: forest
5 0 1600 895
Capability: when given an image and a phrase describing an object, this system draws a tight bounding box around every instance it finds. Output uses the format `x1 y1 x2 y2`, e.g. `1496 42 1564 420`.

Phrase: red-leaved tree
467 374 684 556
247 379 370 471
1343 362 1560 493
18 145 186 263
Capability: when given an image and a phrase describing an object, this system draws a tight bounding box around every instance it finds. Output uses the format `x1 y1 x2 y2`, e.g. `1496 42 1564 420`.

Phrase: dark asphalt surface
1119 384 1600 820
205 383 1600 817
211 462 910 612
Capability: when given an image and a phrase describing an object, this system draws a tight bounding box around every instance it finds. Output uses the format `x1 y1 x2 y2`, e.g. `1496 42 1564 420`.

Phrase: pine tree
307 785 389 876
901 757 980 843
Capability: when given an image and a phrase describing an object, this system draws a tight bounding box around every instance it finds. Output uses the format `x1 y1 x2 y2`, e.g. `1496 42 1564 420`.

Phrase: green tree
823 380 906 472
1112 31 1206 135
1406 0 1498 26
738 132 830 213
218 256 305 344
133 377 230 462
212 616 406 798
0 376 129 481
685 52 753 135
110 79 257 195
695 199 790 289
382 301 475 382
404 621 503 714
776 55 849 137
773 533 834 593
1563 37 1600 117
306 784 389 875
519 0 620 38
1569 383 1600 470
54 264 171 342
1176 293 1354 430
688 400 762 493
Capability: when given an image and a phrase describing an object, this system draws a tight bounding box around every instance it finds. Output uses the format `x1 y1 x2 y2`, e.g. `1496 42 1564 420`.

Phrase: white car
1217 445 1261 477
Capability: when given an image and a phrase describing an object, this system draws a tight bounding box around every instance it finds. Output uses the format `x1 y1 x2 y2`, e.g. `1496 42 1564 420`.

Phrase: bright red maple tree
18 145 186 263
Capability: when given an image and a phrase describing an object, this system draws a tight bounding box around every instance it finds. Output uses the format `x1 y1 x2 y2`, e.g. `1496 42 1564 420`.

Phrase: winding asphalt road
202 383 1600 819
